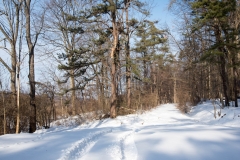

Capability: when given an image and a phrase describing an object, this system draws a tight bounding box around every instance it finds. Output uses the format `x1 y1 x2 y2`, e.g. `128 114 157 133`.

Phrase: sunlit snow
0 101 240 160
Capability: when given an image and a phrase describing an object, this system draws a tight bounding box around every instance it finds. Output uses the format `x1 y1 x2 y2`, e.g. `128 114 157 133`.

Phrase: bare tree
44 0 94 115
23 0 44 133
0 0 23 133
16 8 24 134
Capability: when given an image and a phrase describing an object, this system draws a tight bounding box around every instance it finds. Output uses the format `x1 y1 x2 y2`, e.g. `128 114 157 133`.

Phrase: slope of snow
189 100 240 127
0 102 240 160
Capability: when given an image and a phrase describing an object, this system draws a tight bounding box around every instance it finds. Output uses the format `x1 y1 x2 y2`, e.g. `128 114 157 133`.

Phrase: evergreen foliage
134 20 168 81
178 0 240 107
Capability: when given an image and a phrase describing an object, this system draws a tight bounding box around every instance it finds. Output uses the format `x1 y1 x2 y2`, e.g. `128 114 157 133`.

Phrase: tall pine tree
190 0 238 106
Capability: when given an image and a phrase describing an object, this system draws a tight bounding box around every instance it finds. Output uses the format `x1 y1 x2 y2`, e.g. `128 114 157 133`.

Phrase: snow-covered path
0 103 240 160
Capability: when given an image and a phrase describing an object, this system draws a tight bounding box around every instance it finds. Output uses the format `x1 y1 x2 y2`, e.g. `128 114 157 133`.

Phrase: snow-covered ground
0 101 240 160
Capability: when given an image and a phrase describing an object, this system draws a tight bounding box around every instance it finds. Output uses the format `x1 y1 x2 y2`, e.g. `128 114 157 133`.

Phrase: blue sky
0 0 177 91
150 0 174 27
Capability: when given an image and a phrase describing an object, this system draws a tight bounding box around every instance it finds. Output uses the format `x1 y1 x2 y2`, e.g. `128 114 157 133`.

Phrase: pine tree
134 20 168 87
190 0 238 106
50 0 102 115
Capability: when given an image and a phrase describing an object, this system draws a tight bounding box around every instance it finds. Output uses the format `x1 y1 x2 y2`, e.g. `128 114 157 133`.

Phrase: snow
0 101 240 160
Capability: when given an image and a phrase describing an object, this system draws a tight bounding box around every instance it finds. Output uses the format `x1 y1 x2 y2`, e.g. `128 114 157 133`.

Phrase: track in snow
107 131 138 160
58 129 112 160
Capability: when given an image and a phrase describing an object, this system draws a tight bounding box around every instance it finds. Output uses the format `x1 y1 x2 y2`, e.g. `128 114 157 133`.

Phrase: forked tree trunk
24 0 36 133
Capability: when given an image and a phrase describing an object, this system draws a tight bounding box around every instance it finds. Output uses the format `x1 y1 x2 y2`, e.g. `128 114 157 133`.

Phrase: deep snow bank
188 100 240 127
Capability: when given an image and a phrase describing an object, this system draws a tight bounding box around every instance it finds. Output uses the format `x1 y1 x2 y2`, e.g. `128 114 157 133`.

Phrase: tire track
58 129 112 160
108 131 138 160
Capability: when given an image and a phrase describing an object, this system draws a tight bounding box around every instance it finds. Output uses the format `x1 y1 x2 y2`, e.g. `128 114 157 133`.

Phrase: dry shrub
117 106 135 116
176 90 192 113
116 91 159 116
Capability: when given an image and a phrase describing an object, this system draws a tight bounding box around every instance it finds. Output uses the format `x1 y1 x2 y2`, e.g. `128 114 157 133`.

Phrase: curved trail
41 104 240 160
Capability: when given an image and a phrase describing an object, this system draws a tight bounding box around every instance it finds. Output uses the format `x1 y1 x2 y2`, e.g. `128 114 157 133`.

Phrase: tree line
169 0 239 110
0 0 239 135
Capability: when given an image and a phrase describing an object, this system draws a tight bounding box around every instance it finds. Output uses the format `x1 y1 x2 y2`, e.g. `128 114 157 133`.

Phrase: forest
0 0 239 135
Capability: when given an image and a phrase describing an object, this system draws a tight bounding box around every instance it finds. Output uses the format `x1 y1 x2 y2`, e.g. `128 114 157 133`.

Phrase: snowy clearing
0 101 240 160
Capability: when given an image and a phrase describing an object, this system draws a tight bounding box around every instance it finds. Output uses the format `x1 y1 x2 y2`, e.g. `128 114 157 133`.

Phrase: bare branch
0 57 12 72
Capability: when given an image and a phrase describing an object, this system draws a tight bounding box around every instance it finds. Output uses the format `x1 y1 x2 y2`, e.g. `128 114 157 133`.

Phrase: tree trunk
10 47 17 104
233 11 239 107
214 22 230 106
208 65 211 98
219 54 230 106
16 63 20 133
233 66 238 107
173 72 177 103
4 103 6 134
125 0 131 109
24 0 36 133
1 89 6 134
110 58 117 118
231 49 238 107
61 96 63 117
70 70 76 115
29 47 36 133
10 46 17 134
109 0 118 118
0 2 21 122
16 21 23 134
